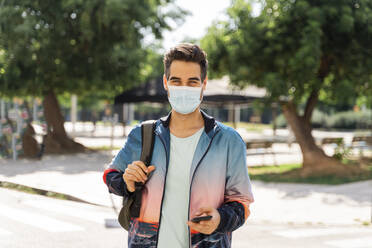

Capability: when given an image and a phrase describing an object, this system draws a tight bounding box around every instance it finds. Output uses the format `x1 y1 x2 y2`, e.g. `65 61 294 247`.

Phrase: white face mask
167 85 203 115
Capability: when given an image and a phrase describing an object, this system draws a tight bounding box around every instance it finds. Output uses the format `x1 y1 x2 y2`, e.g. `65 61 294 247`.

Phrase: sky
161 0 231 51
161 0 261 51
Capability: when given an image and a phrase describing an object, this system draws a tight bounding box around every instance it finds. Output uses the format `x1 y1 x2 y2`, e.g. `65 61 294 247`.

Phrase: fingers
187 221 212 235
124 171 144 184
123 162 156 192
132 161 156 175
196 207 213 215
132 161 148 173
123 161 156 185
188 207 220 235
122 174 135 192
187 221 198 230
127 165 147 182
188 221 208 228
147 165 156 174
129 162 148 180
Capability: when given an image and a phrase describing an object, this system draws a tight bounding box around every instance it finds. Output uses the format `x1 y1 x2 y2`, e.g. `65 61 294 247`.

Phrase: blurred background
0 0 372 247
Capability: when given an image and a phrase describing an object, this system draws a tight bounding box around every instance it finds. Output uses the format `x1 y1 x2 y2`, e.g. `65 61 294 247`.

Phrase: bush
326 110 372 129
310 109 328 128
275 114 287 128
275 109 372 130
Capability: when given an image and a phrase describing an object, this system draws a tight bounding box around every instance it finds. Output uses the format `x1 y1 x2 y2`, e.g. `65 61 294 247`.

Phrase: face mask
167 85 203 115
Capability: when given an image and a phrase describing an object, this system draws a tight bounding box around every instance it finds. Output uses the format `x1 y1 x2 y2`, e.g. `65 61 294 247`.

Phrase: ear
163 74 168 91
202 76 208 91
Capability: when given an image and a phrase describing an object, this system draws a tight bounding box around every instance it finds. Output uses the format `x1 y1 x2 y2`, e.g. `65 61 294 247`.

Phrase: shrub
275 109 372 130
310 109 328 128
275 114 287 128
326 110 372 129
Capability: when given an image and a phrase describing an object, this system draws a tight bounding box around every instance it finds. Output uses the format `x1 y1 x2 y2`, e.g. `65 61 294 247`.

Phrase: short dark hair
163 43 208 82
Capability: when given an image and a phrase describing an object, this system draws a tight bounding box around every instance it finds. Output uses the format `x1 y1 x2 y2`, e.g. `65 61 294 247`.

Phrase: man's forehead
169 60 201 78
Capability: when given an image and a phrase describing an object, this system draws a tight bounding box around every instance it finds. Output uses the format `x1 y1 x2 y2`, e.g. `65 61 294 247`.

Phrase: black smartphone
191 215 212 223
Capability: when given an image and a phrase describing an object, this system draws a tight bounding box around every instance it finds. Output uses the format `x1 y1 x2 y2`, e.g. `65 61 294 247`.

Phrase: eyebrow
169 76 201 81
188 77 201 81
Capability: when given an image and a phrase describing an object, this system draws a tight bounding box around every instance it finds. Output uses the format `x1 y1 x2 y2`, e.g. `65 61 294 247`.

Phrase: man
103 43 254 248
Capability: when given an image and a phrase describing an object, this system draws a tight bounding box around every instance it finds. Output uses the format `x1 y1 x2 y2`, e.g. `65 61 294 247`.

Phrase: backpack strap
130 120 156 218
140 120 156 166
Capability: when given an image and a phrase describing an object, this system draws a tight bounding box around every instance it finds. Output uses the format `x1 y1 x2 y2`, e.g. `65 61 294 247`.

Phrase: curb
0 180 108 208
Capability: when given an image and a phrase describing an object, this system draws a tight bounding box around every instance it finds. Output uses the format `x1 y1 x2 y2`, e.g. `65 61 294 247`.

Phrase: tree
0 0 184 154
202 0 372 176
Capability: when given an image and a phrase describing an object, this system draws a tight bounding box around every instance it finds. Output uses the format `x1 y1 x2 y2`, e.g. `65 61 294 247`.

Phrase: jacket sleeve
102 125 142 197
215 129 254 233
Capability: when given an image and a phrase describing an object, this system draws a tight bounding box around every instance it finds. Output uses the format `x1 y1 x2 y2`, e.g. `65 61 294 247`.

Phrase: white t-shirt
157 127 204 248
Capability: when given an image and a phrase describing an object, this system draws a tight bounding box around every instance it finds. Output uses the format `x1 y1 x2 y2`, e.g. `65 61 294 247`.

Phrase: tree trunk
22 123 40 158
20 101 40 158
281 100 361 177
43 89 86 154
280 55 364 177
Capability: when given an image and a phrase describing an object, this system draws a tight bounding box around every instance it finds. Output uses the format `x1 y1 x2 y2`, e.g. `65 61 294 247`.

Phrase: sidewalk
1 151 371 226
0 151 117 207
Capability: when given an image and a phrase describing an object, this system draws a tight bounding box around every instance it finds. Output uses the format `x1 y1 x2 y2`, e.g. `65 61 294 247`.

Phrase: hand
123 161 156 192
187 207 221 235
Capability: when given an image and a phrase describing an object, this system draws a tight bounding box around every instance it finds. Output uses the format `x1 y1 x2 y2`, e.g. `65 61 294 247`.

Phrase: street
1 188 372 248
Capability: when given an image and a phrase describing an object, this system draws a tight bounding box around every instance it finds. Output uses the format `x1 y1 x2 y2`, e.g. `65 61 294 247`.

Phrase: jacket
103 111 254 248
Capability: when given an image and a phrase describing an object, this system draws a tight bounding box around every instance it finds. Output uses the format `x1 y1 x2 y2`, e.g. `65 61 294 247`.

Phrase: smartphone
191 215 212 223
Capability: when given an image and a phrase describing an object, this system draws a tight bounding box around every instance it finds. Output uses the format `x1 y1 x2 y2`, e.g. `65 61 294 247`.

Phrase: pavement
2 187 372 248
0 187 124 248
1 148 371 227
1 124 372 228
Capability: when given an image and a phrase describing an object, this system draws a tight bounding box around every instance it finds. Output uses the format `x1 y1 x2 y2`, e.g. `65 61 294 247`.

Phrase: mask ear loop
199 82 205 101
166 81 171 98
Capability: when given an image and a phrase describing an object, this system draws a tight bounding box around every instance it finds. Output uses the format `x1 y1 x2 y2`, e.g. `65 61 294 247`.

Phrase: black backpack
118 120 156 230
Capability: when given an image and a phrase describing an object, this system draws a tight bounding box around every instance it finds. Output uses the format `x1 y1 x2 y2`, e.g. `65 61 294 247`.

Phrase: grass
0 181 69 200
0 181 104 207
0 181 104 206
88 145 121 151
249 161 372 185
222 122 271 132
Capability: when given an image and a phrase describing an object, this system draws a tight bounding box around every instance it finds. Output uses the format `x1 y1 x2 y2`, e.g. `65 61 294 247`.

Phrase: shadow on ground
0 150 113 177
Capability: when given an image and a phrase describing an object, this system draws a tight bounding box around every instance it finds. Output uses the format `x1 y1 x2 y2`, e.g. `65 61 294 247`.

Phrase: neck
169 108 204 133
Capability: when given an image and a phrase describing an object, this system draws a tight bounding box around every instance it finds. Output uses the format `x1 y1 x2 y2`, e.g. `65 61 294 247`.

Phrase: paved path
0 151 123 207
1 151 371 226
0 188 124 248
1 124 371 247
1 188 372 248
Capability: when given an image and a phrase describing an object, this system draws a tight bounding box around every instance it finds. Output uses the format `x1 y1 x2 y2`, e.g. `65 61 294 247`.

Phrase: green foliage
275 112 288 128
201 0 372 107
276 109 372 129
327 110 372 129
249 162 372 185
0 0 184 98
332 138 351 161
309 109 328 128
135 103 170 120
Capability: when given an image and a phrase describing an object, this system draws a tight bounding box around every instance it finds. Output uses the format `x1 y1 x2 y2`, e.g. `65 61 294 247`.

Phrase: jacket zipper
155 133 170 248
187 129 220 248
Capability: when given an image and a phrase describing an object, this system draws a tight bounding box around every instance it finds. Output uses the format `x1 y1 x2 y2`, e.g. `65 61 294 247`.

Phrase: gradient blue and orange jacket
103 111 254 248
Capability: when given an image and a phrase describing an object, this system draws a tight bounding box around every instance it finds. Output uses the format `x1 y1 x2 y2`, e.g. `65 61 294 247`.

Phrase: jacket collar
159 109 217 134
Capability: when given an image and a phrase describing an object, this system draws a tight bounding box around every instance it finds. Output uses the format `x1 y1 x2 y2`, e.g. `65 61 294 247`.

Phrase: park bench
245 140 277 165
350 136 372 156
320 137 344 146
318 137 344 156
352 136 372 145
